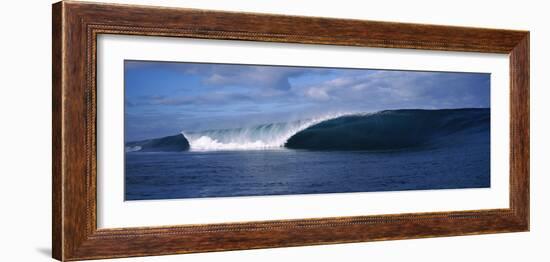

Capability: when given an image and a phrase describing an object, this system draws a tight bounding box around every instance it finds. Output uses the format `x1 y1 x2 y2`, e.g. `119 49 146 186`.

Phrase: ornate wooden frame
52 1 529 261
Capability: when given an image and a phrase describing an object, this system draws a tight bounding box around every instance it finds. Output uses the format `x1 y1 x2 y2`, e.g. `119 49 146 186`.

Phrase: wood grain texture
52 1 530 261
52 2 63 260
509 35 530 227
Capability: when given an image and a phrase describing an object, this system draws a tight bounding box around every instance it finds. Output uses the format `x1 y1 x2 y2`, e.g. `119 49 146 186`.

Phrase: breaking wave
285 108 489 150
182 113 350 151
126 108 489 152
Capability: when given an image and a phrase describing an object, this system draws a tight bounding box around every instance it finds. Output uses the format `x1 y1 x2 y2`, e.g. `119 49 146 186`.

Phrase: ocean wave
125 134 190 152
285 108 489 150
126 108 489 152
182 112 351 151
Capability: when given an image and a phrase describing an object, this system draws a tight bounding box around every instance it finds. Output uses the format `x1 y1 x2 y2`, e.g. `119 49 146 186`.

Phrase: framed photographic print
52 1 529 261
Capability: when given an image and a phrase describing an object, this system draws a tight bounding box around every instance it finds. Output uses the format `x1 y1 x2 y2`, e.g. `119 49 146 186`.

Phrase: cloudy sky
124 60 490 141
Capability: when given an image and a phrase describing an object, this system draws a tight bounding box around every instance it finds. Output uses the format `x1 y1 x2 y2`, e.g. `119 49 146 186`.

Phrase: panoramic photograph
124 60 491 201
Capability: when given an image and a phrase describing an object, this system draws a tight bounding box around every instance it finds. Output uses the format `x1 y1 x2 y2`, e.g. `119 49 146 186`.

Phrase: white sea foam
182 112 354 151
125 146 142 152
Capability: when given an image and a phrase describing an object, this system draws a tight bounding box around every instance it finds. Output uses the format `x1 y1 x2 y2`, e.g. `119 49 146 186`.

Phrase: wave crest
285 108 489 150
127 108 489 152
182 112 351 151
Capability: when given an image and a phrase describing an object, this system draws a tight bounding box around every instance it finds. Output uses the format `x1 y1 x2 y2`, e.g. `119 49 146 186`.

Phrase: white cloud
306 87 331 101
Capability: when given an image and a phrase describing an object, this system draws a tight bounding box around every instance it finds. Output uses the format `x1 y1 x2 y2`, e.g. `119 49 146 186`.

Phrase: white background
0 0 547 261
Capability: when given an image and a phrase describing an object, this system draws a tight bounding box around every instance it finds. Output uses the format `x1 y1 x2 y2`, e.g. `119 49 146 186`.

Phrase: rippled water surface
125 137 489 200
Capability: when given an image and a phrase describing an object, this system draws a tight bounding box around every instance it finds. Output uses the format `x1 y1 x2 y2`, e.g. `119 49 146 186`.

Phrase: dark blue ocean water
125 109 490 200
125 142 489 200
